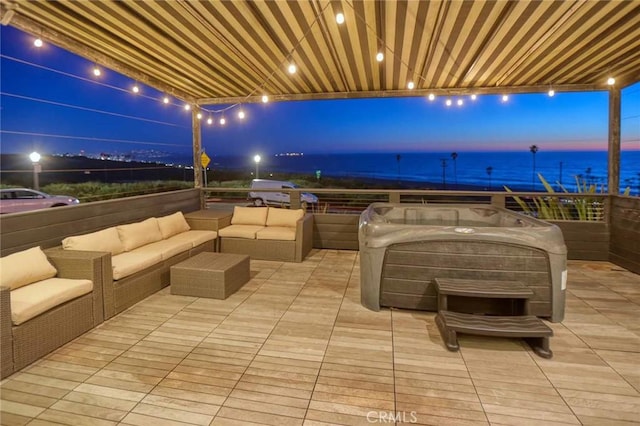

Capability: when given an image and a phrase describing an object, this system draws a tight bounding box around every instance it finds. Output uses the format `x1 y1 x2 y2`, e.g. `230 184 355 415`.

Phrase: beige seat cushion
132 239 193 261
10 277 93 325
266 208 304 228
219 225 264 239
157 212 191 239
0 246 57 290
62 227 124 255
111 251 163 280
256 227 296 241
117 218 163 251
166 230 217 248
231 206 268 226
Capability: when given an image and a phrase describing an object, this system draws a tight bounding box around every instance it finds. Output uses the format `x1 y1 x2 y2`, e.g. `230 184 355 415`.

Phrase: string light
207 117 213 125
92 66 101 77
548 89 555 97
407 81 415 90
162 96 170 104
457 99 463 106
470 94 477 101
607 77 615 85
238 109 245 119
261 95 269 103
196 112 202 120
428 94 435 101
445 99 452 107
219 117 226 125
184 103 191 111
376 52 384 62
501 95 509 102
288 63 297 74
33 38 43 48
132 84 140 94
336 13 345 24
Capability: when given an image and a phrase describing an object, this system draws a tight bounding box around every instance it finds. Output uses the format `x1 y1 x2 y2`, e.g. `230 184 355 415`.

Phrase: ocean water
177 151 640 194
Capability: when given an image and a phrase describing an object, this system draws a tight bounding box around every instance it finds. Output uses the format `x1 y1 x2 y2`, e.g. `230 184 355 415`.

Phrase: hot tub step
434 278 533 298
435 310 553 358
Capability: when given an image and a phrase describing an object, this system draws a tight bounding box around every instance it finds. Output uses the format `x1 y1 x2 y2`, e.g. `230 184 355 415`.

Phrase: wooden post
608 87 621 196
192 107 204 209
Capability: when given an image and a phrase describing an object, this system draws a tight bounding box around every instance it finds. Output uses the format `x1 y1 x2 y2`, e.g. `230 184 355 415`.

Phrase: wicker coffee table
170 252 250 299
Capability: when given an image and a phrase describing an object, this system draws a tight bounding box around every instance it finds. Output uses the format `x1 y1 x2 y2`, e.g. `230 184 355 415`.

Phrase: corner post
192 107 204 209
607 87 621 196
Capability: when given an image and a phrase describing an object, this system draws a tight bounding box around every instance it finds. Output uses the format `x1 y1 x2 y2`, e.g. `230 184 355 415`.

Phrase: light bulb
132 85 140 93
207 117 213 125
501 94 509 102
607 77 615 85
428 94 435 101
262 95 269 103
196 112 202 120
93 67 101 77
457 99 463 106
238 110 245 119
163 96 170 104
288 64 297 74
470 94 477 100
34 38 43 48
407 81 415 90
445 99 452 107
184 104 191 111
548 89 555 97
376 52 384 62
220 118 226 125
336 13 345 24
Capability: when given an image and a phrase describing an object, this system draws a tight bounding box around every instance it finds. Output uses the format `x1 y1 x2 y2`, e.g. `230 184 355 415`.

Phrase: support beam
191 107 204 207
197 83 602 106
607 87 621 195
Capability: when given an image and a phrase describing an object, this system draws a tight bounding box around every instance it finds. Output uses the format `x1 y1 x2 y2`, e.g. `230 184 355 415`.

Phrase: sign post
201 151 211 187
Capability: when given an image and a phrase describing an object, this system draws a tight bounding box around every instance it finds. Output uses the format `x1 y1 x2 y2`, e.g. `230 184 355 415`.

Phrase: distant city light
262 95 269 103
376 52 384 62
33 38 43 48
336 13 345 24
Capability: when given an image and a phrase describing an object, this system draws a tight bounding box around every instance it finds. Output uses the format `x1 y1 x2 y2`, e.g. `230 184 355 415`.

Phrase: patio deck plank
1 251 639 425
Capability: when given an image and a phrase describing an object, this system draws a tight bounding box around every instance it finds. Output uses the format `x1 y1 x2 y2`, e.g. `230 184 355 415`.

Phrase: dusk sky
1 25 639 158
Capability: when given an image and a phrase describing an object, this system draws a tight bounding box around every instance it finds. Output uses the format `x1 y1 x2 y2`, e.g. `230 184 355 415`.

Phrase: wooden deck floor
1 249 639 425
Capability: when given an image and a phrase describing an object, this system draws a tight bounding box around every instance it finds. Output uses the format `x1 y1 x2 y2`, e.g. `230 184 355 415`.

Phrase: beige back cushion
62 227 124 255
0 246 58 290
117 218 163 251
266 208 304 228
231 206 268 226
157 212 191 239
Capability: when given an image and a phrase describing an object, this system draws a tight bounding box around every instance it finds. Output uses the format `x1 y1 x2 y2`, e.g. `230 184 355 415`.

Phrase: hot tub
359 203 567 322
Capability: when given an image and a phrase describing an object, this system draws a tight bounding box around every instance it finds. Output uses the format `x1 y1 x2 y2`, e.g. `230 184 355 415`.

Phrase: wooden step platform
434 278 553 358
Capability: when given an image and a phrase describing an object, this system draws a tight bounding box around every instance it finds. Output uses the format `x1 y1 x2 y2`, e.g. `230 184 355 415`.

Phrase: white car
249 179 318 208
0 188 80 214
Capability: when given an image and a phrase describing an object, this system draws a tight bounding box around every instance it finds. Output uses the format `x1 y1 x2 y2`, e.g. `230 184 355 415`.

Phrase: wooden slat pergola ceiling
2 0 640 107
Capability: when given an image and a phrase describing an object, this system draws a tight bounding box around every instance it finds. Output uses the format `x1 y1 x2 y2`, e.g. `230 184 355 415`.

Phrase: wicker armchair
0 250 107 379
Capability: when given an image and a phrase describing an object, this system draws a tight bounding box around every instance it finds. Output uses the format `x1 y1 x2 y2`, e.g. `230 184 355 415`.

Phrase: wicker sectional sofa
218 206 313 262
48 212 217 319
0 247 106 378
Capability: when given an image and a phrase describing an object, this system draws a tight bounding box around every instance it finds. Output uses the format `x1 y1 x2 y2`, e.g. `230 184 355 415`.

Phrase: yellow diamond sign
201 152 211 168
